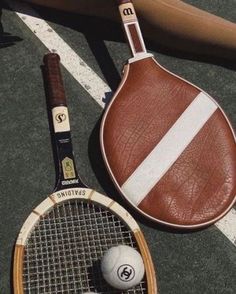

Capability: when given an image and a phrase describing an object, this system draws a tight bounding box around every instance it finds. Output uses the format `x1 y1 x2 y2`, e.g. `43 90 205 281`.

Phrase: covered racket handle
43 53 67 107
117 0 132 3
116 0 148 58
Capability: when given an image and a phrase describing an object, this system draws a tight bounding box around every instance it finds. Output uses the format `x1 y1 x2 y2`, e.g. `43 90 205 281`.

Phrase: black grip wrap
43 53 67 107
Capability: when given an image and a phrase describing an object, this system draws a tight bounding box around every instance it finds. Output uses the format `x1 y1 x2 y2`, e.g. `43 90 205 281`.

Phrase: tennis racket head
100 56 236 229
13 188 157 293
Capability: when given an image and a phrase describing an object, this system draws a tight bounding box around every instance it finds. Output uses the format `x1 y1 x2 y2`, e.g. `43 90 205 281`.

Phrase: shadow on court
3 1 236 82
0 5 22 49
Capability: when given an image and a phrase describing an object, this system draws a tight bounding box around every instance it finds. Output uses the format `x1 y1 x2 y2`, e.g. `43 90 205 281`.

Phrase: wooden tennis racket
13 53 157 293
100 0 236 229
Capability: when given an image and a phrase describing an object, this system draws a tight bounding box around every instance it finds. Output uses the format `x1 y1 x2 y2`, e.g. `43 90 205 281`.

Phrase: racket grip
117 0 132 4
43 53 67 107
116 0 147 56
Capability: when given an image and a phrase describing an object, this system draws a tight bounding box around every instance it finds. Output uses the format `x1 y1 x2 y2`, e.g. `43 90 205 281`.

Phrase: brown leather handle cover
117 0 132 5
43 53 67 107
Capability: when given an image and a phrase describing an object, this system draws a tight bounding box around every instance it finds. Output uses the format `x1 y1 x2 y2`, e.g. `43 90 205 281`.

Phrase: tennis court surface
0 0 235 293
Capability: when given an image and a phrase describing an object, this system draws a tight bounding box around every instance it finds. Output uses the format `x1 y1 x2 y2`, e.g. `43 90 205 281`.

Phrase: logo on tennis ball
117 264 135 282
55 113 66 123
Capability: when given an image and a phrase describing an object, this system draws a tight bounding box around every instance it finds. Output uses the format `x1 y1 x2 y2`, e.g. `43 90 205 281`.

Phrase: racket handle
117 0 132 4
116 0 147 57
43 53 67 107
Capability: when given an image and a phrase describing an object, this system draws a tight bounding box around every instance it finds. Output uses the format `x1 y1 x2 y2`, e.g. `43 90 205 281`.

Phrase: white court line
215 209 236 246
6 0 111 108
6 0 236 246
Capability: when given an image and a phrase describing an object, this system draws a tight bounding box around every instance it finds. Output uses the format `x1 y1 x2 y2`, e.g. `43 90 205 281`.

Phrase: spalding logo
55 113 66 123
117 264 135 282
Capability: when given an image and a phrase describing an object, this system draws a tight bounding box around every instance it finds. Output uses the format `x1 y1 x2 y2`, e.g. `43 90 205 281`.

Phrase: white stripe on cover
121 92 218 206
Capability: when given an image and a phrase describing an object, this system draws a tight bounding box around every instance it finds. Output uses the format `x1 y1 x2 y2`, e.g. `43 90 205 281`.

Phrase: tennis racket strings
22 199 147 293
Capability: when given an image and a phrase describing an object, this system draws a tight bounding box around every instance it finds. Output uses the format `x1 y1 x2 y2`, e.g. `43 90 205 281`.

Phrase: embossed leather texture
100 57 236 229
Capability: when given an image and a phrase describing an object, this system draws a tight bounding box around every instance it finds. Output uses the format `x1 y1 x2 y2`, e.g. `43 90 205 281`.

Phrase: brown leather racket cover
100 56 236 229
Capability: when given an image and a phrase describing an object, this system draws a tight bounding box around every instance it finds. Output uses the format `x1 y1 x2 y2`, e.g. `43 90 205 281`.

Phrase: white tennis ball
101 245 145 290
